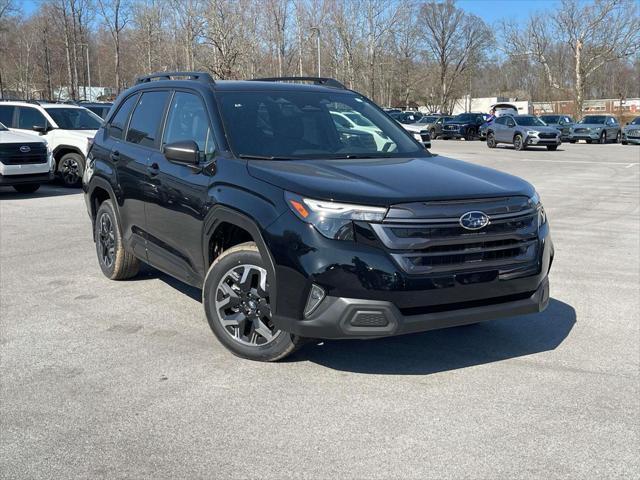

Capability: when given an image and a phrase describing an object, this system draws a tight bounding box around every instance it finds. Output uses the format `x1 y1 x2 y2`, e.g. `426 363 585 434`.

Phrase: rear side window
0 106 15 126
109 94 138 140
163 91 215 159
17 107 47 129
126 91 169 148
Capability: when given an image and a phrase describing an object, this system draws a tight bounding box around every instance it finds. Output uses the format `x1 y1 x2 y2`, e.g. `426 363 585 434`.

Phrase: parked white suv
0 121 55 193
0 101 101 186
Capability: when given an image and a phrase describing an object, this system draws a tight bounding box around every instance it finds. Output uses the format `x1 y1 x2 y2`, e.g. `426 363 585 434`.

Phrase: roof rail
251 76 346 89
136 71 215 85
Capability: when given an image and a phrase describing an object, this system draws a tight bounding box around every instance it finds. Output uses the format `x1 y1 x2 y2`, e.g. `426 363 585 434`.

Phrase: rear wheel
615 131 621 143
58 152 84 187
546 145 558 151
513 134 525 151
12 184 40 194
486 132 497 148
203 242 305 362
95 200 140 280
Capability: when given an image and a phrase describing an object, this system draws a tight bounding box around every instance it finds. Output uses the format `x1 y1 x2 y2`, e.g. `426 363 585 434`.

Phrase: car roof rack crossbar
251 76 346 89
135 71 215 85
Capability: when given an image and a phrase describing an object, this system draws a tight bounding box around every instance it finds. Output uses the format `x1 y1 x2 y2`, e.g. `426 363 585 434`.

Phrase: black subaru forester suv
83 72 553 361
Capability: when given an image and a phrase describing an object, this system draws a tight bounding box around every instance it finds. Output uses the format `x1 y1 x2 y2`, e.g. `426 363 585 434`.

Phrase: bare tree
502 0 640 116
420 0 492 113
97 0 130 92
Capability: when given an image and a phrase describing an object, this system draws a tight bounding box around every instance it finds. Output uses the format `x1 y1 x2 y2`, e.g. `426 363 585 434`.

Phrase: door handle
110 150 120 162
147 163 160 176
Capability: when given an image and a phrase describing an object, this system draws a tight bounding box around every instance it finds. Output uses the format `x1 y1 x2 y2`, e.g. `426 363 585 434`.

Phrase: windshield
217 91 426 159
44 107 102 130
578 116 606 124
540 115 559 123
514 116 545 127
344 112 375 127
418 116 438 124
630 117 640 125
452 114 474 122
0 121 7 131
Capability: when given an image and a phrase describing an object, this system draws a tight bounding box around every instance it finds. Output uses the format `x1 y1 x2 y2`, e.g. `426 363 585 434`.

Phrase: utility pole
310 27 320 77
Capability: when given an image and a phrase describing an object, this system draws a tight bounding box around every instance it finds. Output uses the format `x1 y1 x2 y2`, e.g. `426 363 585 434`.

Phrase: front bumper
526 136 561 146
622 134 640 144
0 171 54 186
277 277 549 339
267 209 554 340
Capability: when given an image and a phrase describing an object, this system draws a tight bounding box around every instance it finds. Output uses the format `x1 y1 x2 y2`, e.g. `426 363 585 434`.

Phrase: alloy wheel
98 213 115 269
214 264 280 346
514 135 523 150
600 132 606 144
60 157 81 185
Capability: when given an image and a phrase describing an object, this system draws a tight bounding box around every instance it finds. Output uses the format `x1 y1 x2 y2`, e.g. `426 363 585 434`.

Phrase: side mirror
163 140 199 165
32 125 48 134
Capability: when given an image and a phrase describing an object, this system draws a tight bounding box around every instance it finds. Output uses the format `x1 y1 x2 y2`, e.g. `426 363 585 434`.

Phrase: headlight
529 191 547 226
285 192 387 240
526 130 539 136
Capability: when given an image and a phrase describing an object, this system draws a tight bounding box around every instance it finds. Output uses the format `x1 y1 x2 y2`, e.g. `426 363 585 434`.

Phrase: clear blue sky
21 0 559 25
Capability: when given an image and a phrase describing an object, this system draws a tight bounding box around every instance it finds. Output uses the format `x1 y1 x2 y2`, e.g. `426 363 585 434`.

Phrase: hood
402 124 427 133
0 129 47 144
248 155 535 206
573 123 604 129
525 126 561 134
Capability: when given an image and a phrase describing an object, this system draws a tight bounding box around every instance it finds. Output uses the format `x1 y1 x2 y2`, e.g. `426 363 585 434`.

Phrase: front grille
0 143 48 165
538 133 557 139
573 128 589 134
371 197 539 275
627 129 640 138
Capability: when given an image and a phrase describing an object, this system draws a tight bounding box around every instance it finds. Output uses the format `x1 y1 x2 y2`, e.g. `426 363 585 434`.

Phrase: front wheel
615 131 621 143
569 139 577 144
58 152 85 187
486 132 497 148
429 128 436 138
546 145 558 151
599 131 606 144
203 242 305 362
465 128 475 141
13 184 40 194
513 134 525 151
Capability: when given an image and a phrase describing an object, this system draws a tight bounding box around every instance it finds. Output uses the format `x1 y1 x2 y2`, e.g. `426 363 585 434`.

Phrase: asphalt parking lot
1 141 638 479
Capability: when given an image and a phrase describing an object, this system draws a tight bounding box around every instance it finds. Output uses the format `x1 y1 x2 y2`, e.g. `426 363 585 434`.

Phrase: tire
599 131 606 144
586 139 592 144
465 128 475 141
486 132 497 148
203 242 305 362
94 200 140 280
429 128 436 138
513 134 525 151
569 139 577 144
58 152 84 187
12 184 40 193
622 141 628 145
546 145 558 151
615 131 621 143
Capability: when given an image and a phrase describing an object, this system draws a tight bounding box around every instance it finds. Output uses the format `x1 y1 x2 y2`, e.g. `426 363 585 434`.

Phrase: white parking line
625 163 638 168
454 156 639 166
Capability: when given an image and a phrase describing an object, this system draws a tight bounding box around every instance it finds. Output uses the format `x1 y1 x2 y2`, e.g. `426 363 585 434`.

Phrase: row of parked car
385 107 640 151
0 99 112 193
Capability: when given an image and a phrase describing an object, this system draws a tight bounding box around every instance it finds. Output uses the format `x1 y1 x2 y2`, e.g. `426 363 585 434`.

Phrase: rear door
144 90 215 286
493 117 508 142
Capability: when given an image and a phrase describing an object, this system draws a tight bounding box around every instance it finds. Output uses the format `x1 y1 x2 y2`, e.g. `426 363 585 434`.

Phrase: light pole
79 43 91 101
310 27 320 77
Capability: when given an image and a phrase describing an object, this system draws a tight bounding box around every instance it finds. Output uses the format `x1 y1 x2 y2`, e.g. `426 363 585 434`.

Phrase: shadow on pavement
291 298 575 375
0 184 80 199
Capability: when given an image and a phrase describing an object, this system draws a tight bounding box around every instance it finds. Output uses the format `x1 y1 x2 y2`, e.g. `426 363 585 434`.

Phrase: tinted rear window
0 106 15 126
126 91 169 147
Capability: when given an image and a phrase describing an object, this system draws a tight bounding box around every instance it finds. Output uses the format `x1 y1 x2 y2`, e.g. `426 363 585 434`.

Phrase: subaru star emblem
459 211 490 230
19 146 31 153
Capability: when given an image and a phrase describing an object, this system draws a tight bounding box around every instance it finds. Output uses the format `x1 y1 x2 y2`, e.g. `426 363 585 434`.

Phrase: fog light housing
304 284 325 317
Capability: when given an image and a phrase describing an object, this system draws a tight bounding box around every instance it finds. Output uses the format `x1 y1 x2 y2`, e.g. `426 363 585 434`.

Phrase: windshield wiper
238 154 292 160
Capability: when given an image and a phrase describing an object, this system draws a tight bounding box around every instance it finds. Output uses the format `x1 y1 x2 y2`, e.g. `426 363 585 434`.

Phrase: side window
495 117 506 125
331 113 350 128
126 91 169 148
17 107 47 129
109 94 138 140
163 91 215 159
0 106 15 126
506 117 515 127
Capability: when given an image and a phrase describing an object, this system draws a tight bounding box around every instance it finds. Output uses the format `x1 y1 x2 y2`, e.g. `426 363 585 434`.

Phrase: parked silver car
486 114 561 151
622 117 640 145
410 115 451 139
569 115 621 144
538 114 574 140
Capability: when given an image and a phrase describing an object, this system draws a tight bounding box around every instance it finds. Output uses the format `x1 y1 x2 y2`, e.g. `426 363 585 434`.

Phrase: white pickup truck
0 121 55 193
0 101 100 186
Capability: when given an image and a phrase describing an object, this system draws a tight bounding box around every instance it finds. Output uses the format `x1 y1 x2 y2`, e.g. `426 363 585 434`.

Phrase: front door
144 90 216 286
